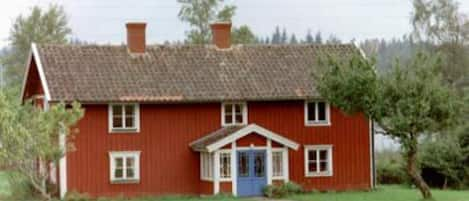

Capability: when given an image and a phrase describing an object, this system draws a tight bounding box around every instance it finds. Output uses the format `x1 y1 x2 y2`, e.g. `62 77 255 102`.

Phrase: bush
376 150 408 184
263 182 303 198
6 171 38 200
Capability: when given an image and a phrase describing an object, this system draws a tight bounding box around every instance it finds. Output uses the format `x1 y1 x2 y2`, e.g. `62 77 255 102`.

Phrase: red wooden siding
66 101 370 197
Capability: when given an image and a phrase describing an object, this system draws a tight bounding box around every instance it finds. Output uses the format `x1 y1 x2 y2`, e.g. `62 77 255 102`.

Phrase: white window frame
221 102 247 127
200 152 214 181
108 103 140 133
304 100 330 126
304 145 333 177
219 150 232 181
272 148 287 180
109 151 141 183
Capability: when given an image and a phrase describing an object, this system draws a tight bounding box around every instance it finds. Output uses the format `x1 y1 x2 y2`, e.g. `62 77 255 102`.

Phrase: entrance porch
190 124 299 196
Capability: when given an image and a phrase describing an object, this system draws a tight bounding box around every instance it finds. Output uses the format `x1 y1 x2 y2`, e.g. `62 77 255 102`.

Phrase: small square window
305 145 333 177
222 103 247 126
305 101 330 126
110 151 140 183
109 104 139 132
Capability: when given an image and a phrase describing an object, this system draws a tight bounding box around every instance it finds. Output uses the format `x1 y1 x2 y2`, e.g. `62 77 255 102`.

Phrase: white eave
20 43 51 102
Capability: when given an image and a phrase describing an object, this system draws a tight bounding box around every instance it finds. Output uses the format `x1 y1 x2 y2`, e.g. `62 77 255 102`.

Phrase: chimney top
210 22 232 49
126 22 146 54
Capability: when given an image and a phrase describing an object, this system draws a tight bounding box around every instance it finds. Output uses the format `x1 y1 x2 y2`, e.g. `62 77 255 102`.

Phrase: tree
231 25 257 44
0 87 84 200
316 52 461 199
1 5 71 87
412 0 469 89
289 34 298 44
315 31 323 44
305 30 314 44
178 0 236 44
271 26 281 44
280 28 288 44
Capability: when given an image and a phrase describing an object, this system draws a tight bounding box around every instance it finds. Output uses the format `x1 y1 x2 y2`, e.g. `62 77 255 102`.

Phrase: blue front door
237 150 267 196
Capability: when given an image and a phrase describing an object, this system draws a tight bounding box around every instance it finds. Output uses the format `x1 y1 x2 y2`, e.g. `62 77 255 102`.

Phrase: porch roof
189 124 300 152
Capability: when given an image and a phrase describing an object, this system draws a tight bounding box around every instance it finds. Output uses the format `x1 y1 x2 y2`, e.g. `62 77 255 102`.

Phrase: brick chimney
210 22 232 49
126 22 146 53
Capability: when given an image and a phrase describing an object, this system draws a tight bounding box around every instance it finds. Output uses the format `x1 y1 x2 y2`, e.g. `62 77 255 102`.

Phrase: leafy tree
412 0 469 89
1 5 71 87
316 52 461 199
0 87 84 200
178 0 236 44
231 25 257 44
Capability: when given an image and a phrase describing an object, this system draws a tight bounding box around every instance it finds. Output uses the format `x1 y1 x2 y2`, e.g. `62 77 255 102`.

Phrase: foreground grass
0 171 10 198
288 185 469 201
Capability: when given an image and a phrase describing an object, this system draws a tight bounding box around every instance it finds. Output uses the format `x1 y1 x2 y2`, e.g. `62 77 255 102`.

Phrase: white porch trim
206 124 299 152
231 142 237 196
266 139 272 185
213 151 220 194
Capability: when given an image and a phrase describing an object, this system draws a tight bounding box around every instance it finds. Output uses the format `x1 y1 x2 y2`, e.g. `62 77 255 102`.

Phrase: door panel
237 150 267 196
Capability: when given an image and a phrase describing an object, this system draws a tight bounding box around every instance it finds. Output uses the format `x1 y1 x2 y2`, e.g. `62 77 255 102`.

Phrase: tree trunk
406 141 433 200
443 177 448 190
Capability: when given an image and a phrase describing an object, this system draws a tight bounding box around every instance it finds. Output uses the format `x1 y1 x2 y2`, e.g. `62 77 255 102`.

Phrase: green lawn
0 171 10 198
288 185 469 201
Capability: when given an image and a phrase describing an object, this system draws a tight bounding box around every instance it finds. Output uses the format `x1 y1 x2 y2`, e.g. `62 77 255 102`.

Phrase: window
304 145 333 177
222 103 247 126
201 152 213 180
272 151 284 178
220 152 231 179
305 101 330 126
109 104 140 132
109 151 140 183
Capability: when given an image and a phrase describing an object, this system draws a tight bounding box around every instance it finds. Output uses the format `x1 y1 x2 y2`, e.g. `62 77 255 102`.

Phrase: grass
288 185 469 201
0 171 11 198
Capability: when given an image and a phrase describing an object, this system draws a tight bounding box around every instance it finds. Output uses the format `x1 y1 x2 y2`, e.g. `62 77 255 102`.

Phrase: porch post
231 142 237 196
213 151 220 194
267 139 272 185
283 146 289 182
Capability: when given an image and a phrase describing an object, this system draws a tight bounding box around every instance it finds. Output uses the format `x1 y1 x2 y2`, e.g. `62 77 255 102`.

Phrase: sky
0 0 469 48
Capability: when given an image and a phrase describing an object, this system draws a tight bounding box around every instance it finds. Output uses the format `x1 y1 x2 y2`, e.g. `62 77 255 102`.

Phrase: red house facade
21 22 375 198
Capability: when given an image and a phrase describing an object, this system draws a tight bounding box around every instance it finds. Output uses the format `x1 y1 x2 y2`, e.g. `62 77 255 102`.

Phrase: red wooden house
21 22 375 198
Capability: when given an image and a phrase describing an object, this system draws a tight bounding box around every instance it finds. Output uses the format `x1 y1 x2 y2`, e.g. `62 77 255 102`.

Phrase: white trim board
206 124 300 152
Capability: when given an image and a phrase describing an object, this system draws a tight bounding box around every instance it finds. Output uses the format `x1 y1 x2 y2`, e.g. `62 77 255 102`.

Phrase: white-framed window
305 100 330 126
221 102 247 126
304 145 333 177
219 151 231 180
109 104 140 132
272 150 284 178
201 152 214 181
200 151 232 181
109 151 140 183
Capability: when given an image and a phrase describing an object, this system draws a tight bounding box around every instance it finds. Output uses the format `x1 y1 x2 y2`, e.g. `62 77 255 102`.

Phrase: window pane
319 150 328 161
308 162 317 172
125 117 134 128
115 158 123 168
317 102 326 121
127 168 135 178
125 105 135 116
254 152 265 177
220 153 231 178
272 152 283 177
308 150 317 161
235 114 243 123
224 115 232 124
238 152 249 177
224 104 232 114
113 117 123 128
113 105 122 116
307 102 316 121
126 157 135 168
320 161 328 172
115 169 123 178
235 104 242 114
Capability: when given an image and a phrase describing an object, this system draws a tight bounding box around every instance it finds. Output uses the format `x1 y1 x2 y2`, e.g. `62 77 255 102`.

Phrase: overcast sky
2 0 469 48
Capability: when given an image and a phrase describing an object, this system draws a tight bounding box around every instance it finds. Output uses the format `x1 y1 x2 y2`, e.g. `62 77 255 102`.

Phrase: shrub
263 182 303 198
5 171 38 201
376 150 408 184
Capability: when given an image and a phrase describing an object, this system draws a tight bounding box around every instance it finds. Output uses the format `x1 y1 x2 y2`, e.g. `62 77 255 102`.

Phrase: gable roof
189 124 299 152
31 43 358 103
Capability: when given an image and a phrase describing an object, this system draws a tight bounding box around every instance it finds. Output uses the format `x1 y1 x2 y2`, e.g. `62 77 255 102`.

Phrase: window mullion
316 150 320 173
121 105 126 128
123 156 127 179
315 102 319 122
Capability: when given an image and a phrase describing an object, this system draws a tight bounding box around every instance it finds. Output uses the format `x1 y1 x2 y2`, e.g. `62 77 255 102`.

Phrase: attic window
221 102 247 126
109 104 140 133
305 101 330 126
